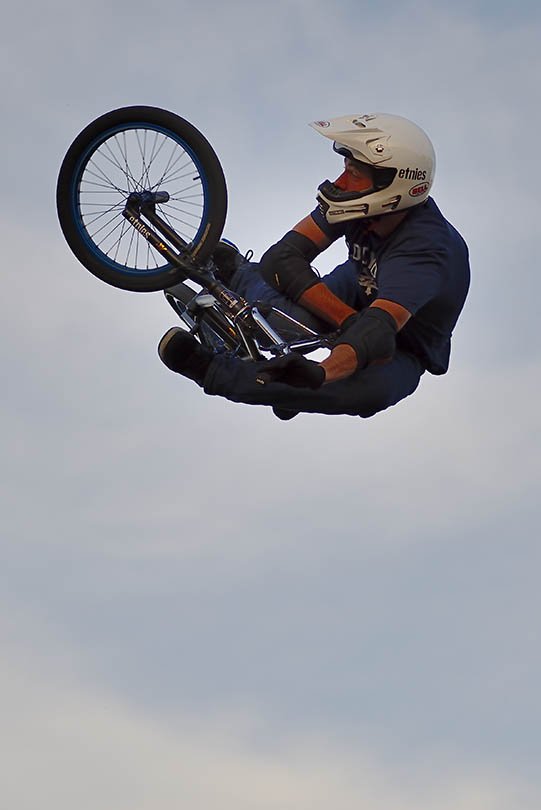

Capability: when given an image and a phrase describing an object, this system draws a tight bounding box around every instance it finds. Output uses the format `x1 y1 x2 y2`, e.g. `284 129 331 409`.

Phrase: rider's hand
256 354 326 389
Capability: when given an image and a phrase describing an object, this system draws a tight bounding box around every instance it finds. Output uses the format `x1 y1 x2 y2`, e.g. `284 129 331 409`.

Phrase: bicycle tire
57 106 227 292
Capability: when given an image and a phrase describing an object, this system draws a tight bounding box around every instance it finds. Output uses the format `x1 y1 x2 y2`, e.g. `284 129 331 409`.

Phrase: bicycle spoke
112 216 130 263
154 155 193 189
82 206 123 230
159 212 199 234
125 222 137 268
88 212 126 245
157 206 196 240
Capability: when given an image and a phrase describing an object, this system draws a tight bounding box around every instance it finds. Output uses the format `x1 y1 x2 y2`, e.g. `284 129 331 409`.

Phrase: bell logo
409 182 429 198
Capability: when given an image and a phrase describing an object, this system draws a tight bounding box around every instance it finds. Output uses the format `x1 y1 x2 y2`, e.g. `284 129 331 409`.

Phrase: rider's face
334 157 373 192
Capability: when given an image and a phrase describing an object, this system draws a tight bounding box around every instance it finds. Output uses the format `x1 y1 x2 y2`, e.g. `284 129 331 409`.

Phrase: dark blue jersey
311 198 470 374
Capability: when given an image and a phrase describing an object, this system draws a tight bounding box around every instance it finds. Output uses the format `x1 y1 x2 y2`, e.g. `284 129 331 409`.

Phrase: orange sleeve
299 282 357 328
292 215 333 252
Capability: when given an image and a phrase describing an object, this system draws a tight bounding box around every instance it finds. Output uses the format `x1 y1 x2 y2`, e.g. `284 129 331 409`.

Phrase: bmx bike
56 106 335 361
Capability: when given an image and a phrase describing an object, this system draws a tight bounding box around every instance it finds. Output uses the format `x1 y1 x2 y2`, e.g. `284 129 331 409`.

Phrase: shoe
158 328 214 384
212 239 250 286
272 407 300 421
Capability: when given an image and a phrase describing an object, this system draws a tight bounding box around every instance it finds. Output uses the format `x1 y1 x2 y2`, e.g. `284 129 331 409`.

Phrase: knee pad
259 232 320 301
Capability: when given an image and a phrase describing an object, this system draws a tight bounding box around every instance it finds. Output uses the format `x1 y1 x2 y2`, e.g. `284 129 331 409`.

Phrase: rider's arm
320 299 412 383
259 215 357 327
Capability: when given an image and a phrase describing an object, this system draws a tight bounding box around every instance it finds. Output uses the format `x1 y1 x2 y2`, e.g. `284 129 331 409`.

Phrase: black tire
57 107 227 292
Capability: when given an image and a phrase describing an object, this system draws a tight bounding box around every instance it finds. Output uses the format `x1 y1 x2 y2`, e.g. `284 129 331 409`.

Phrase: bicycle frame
123 192 334 360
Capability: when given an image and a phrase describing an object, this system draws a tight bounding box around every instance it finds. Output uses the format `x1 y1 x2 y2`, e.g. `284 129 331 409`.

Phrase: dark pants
202 261 425 418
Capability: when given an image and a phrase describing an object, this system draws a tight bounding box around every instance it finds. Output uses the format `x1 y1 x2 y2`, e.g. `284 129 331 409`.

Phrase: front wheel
56 106 228 292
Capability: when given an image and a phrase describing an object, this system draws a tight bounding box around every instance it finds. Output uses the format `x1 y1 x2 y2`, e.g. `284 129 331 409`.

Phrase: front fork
122 192 250 316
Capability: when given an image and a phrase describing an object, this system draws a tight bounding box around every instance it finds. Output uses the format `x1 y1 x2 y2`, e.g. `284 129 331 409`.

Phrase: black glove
339 311 361 333
256 353 325 389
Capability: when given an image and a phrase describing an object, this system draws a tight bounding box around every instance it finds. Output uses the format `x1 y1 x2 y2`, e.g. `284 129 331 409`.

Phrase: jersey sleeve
376 234 446 315
309 205 347 243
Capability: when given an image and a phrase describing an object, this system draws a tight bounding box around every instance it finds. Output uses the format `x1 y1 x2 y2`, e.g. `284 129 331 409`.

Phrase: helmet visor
333 142 397 191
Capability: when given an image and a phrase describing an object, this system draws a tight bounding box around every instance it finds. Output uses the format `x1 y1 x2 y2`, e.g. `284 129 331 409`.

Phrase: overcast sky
1 1 540 808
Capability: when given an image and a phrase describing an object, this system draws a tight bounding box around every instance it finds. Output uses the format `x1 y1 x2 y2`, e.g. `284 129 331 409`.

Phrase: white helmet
310 113 436 222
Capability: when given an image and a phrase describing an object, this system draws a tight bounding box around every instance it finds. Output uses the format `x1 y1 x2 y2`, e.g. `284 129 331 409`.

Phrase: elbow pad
259 231 320 301
335 307 398 369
